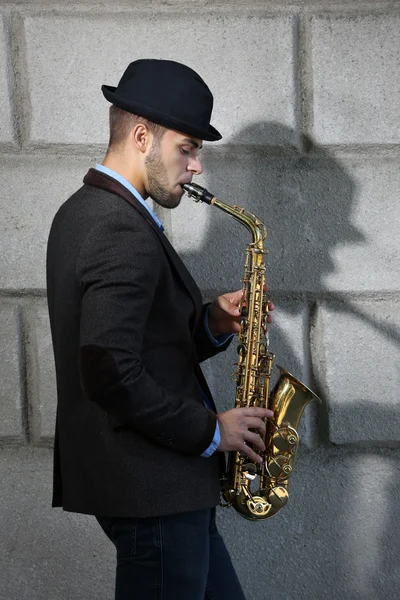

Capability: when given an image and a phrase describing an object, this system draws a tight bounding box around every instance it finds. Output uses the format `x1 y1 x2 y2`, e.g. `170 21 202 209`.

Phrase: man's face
144 129 203 209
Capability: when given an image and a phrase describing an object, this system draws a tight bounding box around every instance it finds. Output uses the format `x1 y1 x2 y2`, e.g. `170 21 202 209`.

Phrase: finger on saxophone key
243 416 266 437
243 445 264 464
216 407 274 456
244 431 266 452
242 407 274 419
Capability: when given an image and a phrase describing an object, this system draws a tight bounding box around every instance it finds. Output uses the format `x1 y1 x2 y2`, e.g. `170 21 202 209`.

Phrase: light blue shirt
94 164 230 457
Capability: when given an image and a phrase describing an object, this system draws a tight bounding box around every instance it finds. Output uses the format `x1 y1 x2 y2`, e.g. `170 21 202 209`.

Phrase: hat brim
102 85 222 142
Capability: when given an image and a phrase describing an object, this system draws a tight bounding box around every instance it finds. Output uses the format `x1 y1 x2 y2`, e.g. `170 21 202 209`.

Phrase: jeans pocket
105 518 137 560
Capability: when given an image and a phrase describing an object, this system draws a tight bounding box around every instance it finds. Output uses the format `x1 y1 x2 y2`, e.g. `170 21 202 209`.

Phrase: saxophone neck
183 182 267 246
213 198 267 247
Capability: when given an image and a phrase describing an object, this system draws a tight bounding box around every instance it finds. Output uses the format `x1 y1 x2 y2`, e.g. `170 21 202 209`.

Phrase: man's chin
168 186 184 207
151 192 182 210
169 194 182 209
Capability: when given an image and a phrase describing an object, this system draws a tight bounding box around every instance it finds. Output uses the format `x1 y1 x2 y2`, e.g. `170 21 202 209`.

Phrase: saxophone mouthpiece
183 183 214 205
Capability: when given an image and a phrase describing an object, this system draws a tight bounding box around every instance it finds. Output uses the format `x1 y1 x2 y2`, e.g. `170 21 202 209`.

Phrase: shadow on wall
180 121 400 374
183 121 362 293
180 120 362 388
177 122 400 600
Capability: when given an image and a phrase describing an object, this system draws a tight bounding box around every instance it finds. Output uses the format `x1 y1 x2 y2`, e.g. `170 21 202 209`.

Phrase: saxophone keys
268 486 289 509
242 463 258 481
266 454 294 479
247 496 271 516
282 464 293 475
237 343 247 357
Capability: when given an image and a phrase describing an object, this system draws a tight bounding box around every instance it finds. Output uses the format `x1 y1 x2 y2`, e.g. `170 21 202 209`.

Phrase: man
47 59 273 600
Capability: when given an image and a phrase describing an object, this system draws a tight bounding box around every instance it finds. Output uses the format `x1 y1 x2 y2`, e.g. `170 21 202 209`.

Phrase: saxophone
183 182 321 521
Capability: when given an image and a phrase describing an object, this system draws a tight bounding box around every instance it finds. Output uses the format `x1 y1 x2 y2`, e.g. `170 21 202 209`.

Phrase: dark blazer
46 169 230 518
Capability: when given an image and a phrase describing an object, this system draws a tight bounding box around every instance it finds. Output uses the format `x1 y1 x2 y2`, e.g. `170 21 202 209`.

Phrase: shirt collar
94 164 164 232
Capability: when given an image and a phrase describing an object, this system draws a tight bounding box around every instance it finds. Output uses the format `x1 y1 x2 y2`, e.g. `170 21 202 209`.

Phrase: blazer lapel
83 169 203 329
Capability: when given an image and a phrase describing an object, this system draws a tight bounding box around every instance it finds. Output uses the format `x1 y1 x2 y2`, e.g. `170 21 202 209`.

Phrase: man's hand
208 288 275 337
216 407 274 463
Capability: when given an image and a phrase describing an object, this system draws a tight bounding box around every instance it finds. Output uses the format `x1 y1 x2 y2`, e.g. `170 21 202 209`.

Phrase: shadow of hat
102 59 222 142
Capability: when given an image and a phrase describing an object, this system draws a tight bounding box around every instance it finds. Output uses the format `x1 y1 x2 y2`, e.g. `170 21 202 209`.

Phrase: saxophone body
184 182 321 521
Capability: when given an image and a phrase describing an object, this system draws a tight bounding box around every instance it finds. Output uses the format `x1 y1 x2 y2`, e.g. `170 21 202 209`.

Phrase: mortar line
1 143 400 160
16 305 30 444
3 12 20 148
8 11 31 149
305 4 400 18
308 298 330 447
2 1 400 17
303 298 313 389
2 13 18 149
303 297 320 448
292 14 303 153
1 289 400 301
0 4 302 19
298 11 314 151
23 306 43 446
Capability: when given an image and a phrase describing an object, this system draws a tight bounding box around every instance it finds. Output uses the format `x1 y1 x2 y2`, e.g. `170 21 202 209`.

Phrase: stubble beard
145 144 183 209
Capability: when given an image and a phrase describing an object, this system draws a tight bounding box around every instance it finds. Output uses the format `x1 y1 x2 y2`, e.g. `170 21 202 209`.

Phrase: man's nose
188 156 203 176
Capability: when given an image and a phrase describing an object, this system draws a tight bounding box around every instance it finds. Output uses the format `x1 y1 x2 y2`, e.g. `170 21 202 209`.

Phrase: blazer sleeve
193 303 233 363
75 213 217 456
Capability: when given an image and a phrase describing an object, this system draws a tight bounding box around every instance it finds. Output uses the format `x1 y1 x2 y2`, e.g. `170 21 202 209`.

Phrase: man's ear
132 123 150 154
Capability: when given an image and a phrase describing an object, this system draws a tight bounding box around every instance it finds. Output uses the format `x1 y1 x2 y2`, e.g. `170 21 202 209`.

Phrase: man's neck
101 154 148 199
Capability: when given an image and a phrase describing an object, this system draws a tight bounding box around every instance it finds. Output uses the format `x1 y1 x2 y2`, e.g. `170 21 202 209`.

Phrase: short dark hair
108 105 166 149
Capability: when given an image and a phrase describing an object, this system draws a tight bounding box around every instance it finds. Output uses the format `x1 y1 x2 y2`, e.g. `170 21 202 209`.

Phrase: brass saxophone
183 182 321 521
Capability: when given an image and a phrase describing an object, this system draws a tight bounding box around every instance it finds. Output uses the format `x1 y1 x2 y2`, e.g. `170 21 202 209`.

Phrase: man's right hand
216 407 274 464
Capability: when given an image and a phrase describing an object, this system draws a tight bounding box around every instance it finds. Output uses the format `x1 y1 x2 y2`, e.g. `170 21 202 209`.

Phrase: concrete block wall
0 1 399 599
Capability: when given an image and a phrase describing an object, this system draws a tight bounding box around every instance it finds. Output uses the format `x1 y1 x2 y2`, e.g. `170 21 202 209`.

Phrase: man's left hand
208 288 275 338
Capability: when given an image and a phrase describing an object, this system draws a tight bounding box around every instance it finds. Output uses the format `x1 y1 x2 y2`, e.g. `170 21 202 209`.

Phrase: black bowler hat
102 59 222 142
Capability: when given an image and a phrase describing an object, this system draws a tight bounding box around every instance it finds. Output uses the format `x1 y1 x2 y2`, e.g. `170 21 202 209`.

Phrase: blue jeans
96 508 247 600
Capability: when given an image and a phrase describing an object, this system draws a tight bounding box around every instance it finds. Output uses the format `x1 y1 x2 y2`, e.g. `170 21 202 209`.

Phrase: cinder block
0 306 23 440
0 156 93 289
0 17 14 143
0 447 114 600
170 151 393 294
28 306 57 442
322 158 400 292
312 14 400 144
24 13 296 145
312 299 400 444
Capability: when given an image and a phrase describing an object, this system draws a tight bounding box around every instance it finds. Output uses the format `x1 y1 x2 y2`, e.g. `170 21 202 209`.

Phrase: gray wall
1 1 399 599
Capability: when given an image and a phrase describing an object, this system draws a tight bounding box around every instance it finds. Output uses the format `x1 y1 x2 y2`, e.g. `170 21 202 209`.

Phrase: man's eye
181 148 190 155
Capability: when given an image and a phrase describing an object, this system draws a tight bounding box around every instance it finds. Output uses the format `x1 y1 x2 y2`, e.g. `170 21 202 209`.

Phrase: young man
47 59 273 600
